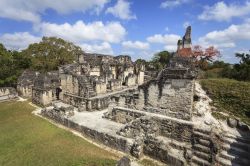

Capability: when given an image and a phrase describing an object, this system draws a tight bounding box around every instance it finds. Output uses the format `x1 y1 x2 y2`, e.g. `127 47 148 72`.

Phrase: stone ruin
0 87 17 101
22 26 250 165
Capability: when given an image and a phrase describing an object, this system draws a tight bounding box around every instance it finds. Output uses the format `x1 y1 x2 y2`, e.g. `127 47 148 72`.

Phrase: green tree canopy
0 44 31 87
21 37 83 72
151 51 174 71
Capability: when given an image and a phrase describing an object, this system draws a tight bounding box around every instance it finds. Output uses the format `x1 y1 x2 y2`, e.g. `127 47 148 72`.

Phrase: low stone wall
143 139 185 166
0 87 17 101
17 85 33 98
41 108 133 153
86 96 110 111
154 117 193 142
104 107 145 124
114 107 193 143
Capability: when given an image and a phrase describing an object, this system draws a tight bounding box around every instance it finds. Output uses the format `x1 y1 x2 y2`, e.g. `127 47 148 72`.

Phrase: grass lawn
200 79 250 125
0 101 119 166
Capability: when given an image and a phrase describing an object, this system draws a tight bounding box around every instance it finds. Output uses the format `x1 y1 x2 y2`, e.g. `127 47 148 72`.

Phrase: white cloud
122 41 149 50
40 20 126 43
198 1 250 22
80 42 114 54
147 34 180 44
0 0 109 23
160 0 191 8
0 32 41 50
147 34 180 51
198 22 250 49
106 0 136 20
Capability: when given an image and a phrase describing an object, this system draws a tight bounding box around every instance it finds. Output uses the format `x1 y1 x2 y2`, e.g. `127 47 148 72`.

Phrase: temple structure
18 26 250 166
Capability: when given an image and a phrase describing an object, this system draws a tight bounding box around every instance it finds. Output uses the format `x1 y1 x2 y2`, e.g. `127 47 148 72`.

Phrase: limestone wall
125 74 137 87
41 109 133 153
108 107 193 143
104 107 145 124
89 66 101 76
32 88 53 106
95 82 106 94
137 71 144 85
60 74 79 95
143 139 185 166
137 79 194 120
0 87 17 101
17 85 33 98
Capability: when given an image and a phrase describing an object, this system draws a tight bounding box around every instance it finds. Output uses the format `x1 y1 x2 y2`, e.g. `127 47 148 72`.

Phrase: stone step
194 151 211 162
224 134 250 144
192 156 211 166
194 128 211 135
193 131 211 140
193 144 211 154
222 144 250 158
219 150 250 165
222 137 250 152
216 156 242 166
190 162 200 166
198 138 211 147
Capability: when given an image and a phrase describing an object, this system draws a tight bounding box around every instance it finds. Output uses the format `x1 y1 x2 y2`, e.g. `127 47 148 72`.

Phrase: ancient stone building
59 53 144 110
17 70 39 98
39 26 250 166
32 71 60 106
29 53 144 107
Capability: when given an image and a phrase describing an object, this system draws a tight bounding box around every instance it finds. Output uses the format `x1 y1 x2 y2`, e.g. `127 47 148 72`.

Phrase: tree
231 51 250 81
178 45 220 70
0 44 31 87
21 37 83 72
150 51 174 71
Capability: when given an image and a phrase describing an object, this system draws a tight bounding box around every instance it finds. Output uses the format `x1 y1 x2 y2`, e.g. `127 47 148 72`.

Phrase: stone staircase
216 135 250 166
191 128 213 166
81 76 97 97
144 75 153 82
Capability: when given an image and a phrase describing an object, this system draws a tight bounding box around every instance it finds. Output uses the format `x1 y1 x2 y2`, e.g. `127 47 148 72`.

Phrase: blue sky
0 0 250 63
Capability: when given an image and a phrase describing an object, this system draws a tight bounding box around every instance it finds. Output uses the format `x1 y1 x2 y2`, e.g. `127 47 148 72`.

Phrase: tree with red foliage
194 45 220 70
178 45 220 70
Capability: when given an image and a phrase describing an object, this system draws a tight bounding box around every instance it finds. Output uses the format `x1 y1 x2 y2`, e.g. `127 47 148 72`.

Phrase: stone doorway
56 87 62 100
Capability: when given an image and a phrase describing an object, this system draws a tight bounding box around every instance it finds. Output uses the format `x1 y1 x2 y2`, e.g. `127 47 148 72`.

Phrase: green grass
139 158 162 166
0 101 119 166
200 79 250 125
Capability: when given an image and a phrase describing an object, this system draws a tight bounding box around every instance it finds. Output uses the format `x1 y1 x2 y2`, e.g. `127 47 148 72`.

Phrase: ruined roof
17 70 39 86
33 72 60 90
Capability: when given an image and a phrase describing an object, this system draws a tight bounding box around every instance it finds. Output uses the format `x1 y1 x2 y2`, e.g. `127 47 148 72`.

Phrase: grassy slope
0 101 119 166
200 79 250 125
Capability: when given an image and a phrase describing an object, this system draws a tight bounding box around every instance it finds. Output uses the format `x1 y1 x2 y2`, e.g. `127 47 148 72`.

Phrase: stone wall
108 79 122 91
32 88 53 106
17 85 32 98
41 108 133 153
137 71 144 85
95 82 107 94
104 107 145 124
136 79 194 120
143 139 186 166
0 87 17 101
125 74 137 87
108 107 193 143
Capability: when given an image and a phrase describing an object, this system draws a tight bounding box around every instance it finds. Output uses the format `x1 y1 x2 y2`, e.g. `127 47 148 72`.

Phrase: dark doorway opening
56 87 62 100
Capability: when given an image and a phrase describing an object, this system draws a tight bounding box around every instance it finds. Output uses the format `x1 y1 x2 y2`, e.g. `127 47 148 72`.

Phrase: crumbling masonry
18 26 250 166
